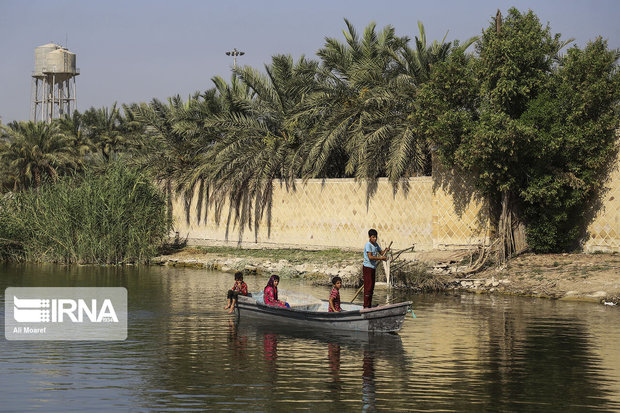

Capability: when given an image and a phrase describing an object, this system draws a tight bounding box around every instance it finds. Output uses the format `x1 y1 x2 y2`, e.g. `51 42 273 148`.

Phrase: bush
0 162 171 264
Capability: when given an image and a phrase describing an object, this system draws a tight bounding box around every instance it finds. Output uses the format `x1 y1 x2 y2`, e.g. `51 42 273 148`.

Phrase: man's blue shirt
363 241 381 269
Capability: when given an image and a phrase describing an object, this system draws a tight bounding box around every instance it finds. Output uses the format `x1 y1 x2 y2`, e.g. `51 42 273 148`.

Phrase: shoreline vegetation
0 162 171 264
153 245 620 306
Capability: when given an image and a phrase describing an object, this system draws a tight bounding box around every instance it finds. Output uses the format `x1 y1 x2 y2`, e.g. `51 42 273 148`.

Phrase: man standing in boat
362 229 389 308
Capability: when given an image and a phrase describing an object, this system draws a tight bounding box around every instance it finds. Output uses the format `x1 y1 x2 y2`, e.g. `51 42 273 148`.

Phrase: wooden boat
236 291 412 333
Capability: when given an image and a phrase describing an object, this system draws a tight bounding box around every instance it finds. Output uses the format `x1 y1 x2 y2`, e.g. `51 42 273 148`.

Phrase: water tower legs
32 75 78 123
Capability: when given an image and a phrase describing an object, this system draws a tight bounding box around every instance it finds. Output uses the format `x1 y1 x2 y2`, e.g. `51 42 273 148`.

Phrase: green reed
0 162 171 264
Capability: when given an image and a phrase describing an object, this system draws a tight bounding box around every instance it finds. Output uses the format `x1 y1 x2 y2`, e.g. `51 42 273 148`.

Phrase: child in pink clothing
263 274 290 308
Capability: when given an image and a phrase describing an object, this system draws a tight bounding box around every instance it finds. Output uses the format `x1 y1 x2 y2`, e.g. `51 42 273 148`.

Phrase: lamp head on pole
225 48 245 69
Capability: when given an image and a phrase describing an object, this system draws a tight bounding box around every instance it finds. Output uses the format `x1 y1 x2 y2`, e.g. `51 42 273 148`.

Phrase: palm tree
202 55 321 240
384 23 478 181
394 22 473 85
55 110 93 158
300 20 477 188
0 121 80 191
171 76 254 225
298 20 412 183
129 85 236 226
119 103 148 156
82 102 125 162
128 96 194 224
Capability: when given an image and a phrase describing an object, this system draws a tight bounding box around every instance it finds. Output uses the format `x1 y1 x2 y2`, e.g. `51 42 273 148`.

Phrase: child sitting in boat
264 274 290 308
329 276 342 312
225 271 249 313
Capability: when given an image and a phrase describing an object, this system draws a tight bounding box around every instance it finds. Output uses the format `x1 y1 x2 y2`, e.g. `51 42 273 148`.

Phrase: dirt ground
455 252 620 304
154 247 620 306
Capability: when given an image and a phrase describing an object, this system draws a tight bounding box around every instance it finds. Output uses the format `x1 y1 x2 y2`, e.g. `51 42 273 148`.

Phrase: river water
1 263 619 412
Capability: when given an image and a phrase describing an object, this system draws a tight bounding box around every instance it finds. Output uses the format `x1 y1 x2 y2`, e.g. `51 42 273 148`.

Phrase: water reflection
236 317 409 412
494 321 613 411
362 348 376 412
327 340 343 406
227 318 248 364
263 333 278 385
0 265 619 411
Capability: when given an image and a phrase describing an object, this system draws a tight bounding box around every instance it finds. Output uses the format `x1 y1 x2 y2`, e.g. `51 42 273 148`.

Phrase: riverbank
153 246 620 305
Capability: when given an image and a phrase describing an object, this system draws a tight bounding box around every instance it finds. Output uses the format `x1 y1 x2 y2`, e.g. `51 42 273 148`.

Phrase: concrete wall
172 174 489 251
584 149 620 252
171 147 620 253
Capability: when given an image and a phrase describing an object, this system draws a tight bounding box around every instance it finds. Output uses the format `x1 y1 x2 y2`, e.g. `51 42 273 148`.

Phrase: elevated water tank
45 48 77 76
31 43 79 123
34 43 61 77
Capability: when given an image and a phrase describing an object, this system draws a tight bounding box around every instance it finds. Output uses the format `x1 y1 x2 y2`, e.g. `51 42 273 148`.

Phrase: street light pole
225 48 245 70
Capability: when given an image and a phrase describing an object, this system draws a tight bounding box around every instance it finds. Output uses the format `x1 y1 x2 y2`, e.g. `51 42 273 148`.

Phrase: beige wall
172 148 620 253
431 158 491 249
172 175 489 251
584 149 620 252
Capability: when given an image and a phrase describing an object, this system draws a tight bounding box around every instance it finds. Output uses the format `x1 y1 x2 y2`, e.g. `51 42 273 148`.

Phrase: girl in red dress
263 274 290 308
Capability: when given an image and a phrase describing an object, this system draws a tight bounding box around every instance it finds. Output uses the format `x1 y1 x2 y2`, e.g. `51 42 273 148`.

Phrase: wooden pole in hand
351 285 364 303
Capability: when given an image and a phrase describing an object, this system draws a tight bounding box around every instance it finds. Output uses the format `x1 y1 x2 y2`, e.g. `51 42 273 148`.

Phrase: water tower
31 43 79 123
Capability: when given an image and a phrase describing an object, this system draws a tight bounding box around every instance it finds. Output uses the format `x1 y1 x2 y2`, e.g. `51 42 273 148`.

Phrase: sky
0 0 618 123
